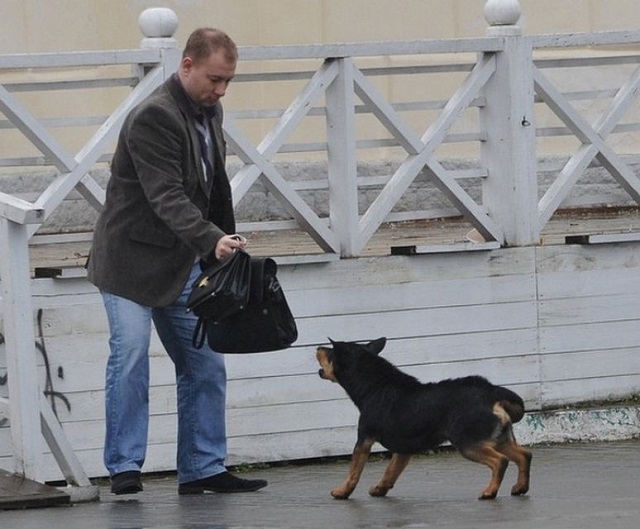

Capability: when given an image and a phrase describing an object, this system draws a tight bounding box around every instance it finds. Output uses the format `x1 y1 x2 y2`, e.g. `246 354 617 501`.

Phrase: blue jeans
101 263 227 484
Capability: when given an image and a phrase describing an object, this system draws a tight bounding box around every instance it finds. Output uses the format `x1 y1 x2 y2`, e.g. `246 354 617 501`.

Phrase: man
87 28 267 495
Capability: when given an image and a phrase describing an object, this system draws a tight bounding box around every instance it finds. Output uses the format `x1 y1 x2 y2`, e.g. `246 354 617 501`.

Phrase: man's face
180 49 236 107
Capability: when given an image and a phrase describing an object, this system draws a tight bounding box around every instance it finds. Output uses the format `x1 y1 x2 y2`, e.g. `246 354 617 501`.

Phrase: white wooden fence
2 2 640 488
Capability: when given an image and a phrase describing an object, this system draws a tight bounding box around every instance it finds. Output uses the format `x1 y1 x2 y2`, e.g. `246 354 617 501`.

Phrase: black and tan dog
316 337 532 500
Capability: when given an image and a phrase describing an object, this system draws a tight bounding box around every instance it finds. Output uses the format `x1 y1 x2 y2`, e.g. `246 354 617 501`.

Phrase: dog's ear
365 337 386 355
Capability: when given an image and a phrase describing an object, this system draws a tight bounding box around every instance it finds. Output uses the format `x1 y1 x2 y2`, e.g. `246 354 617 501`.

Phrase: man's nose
214 81 227 96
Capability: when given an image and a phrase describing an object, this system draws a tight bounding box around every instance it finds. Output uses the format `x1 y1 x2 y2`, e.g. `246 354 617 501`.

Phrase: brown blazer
87 75 236 307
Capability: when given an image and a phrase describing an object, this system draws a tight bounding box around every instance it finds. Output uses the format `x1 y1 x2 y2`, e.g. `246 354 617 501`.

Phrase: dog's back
429 375 525 422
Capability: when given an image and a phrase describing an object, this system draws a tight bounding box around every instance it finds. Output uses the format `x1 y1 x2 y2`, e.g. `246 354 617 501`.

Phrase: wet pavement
1 440 639 529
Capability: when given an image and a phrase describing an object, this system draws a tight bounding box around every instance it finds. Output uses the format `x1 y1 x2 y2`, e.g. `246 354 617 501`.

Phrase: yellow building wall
2 1 640 54
2 1 640 166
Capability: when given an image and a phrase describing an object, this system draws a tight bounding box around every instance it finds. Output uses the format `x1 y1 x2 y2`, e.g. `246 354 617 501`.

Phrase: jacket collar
167 73 217 120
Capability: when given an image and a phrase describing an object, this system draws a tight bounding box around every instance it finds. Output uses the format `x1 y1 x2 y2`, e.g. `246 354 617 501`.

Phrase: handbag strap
248 259 265 304
248 257 277 304
192 317 208 349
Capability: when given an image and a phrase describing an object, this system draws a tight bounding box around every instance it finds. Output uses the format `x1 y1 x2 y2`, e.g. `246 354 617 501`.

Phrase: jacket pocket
129 223 176 249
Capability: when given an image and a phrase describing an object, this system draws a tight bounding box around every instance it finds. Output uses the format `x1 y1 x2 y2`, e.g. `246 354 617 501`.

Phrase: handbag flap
187 250 251 319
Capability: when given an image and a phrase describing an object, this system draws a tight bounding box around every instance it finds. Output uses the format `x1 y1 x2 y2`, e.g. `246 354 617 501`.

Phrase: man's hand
215 234 247 261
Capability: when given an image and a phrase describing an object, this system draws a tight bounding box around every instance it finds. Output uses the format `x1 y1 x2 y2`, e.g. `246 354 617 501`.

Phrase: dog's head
316 337 387 383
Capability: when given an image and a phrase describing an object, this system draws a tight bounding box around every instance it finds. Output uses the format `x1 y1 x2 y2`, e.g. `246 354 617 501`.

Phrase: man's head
178 28 237 108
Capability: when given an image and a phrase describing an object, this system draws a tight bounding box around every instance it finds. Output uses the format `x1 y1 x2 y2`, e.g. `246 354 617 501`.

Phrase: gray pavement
1 440 639 529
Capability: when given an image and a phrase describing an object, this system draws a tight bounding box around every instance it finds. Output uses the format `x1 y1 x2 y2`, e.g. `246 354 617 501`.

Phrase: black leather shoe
178 471 268 494
111 471 143 495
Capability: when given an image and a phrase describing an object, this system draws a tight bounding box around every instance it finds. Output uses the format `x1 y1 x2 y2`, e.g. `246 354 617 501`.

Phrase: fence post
325 57 360 257
480 0 539 246
0 218 43 481
138 8 181 77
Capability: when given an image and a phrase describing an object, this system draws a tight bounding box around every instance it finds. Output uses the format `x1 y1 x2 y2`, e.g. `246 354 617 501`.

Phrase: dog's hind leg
459 442 509 500
492 407 532 496
496 438 532 496
368 453 412 497
331 438 375 499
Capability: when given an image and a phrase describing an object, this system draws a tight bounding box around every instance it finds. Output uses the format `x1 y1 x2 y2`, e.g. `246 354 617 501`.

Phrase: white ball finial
138 8 178 38
484 0 521 26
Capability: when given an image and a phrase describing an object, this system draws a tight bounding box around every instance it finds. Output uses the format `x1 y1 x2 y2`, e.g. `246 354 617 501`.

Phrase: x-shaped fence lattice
225 52 504 255
534 63 640 228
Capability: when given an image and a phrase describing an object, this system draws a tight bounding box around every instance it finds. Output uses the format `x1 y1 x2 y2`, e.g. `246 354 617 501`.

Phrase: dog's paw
368 484 390 497
330 487 351 500
511 484 529 496
478 489 498 500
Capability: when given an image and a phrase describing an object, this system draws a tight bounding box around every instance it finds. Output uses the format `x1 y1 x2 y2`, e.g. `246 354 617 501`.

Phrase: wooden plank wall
1 242 640 481
537 243 640 403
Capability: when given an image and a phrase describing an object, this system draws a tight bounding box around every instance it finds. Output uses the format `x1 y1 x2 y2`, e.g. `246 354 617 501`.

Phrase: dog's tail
495 386 525 423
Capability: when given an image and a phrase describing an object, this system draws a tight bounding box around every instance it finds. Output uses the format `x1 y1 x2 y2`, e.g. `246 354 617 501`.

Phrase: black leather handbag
188 251 298 353
187 249 251 323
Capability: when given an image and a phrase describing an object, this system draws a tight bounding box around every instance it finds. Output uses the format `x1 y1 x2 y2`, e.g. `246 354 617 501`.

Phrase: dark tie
194 114 215 189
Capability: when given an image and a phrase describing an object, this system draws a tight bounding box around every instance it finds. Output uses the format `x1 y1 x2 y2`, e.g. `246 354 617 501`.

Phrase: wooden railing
228 31 640 252
2 12 640 255
2 0 640 487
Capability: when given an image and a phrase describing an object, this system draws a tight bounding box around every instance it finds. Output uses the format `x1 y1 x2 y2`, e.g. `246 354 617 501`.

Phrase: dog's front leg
369 453 412 497
331 438 375 499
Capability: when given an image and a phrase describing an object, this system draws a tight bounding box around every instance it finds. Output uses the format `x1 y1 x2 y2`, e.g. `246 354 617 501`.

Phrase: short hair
182 28 238 64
